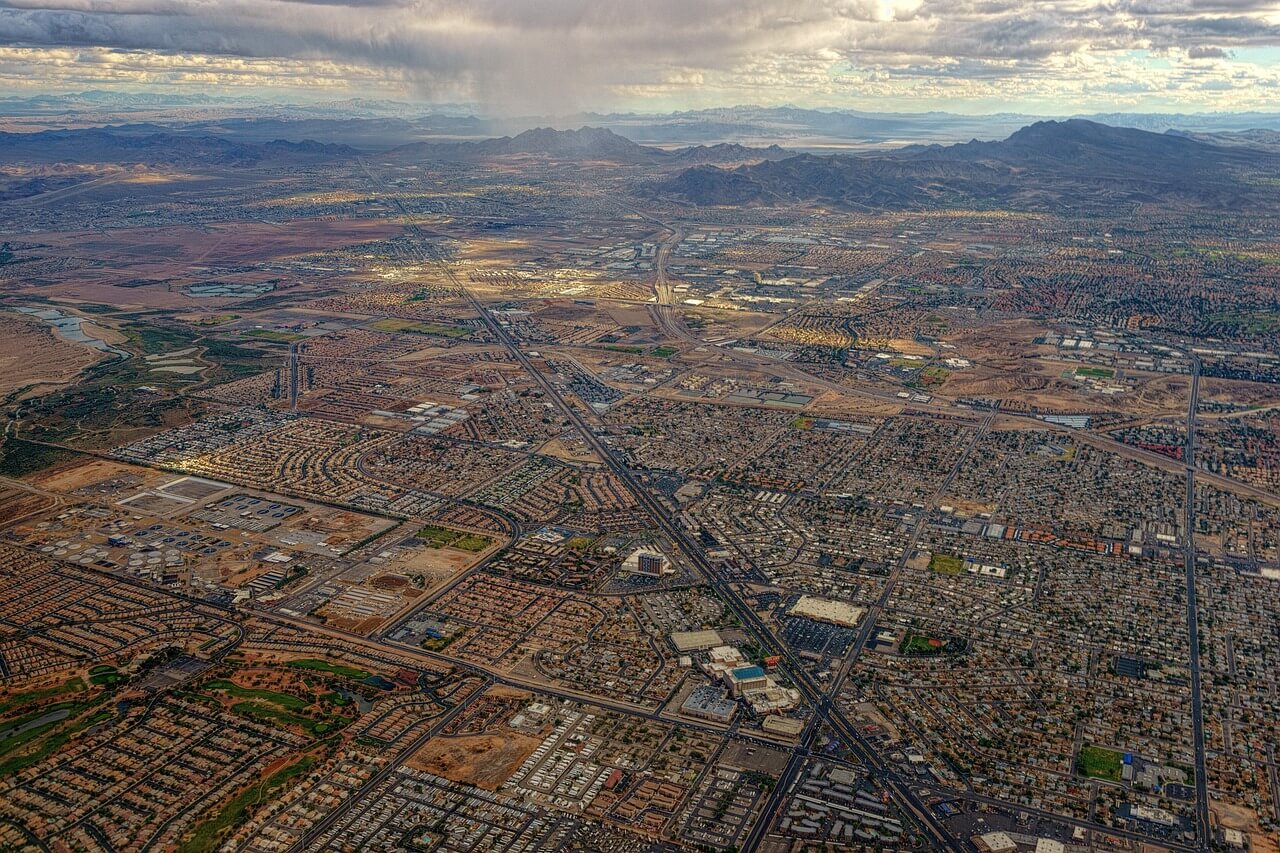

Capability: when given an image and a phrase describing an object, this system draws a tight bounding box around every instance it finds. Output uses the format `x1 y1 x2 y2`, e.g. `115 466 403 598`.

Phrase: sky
1 0 1279 114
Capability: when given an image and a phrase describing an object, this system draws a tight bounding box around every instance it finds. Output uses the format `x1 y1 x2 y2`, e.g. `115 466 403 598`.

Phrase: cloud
0 0 1276 111
1187 45 1232 57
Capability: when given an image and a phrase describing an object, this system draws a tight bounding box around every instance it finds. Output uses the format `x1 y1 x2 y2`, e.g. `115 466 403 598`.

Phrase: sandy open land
1212 800 1278 853
9 217 403 310
0 314 102 399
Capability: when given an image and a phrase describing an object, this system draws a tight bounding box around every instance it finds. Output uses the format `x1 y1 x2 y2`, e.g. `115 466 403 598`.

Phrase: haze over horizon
1 0 1279 116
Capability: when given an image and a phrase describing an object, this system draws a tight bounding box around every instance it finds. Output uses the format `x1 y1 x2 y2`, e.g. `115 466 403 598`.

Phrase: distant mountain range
0 129 359 167
555 105 1280 145
0 125 789 167
385 127 791 164
660 119 1280 212
7 94 1280 150
387 126 657 162
1168 128 1280 151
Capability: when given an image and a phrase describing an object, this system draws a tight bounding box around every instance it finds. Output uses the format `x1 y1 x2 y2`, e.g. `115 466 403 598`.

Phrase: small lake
12 306 130 359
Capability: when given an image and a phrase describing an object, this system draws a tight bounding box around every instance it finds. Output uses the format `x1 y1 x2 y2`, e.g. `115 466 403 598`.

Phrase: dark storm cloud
0 0 1277 107
0 1 1272 62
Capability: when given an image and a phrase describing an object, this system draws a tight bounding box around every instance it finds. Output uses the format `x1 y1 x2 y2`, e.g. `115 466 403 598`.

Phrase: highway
485 297 963 851
1180 351 1211 850
287 340 300 410
744 411 993 852
357 161 964 851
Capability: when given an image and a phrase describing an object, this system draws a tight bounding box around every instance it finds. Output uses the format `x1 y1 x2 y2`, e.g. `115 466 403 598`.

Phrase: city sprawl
0 120 1277 853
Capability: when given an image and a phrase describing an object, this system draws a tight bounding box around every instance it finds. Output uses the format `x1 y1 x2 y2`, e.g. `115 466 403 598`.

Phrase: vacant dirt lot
405 732 543 791
1210 800 1278 853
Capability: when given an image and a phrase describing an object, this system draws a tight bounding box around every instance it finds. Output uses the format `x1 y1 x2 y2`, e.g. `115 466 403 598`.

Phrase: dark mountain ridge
662 119 1279 211
387 126 657 163
386 126 788 164
0 123 790 168
0 128 359 167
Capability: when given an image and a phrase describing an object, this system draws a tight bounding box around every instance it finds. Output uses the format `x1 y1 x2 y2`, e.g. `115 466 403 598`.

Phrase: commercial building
762 716 805 738
624 548 673 577
726 665 769 697
790 595 865 628
701 645 801 714
973 831 1017 853
681 686 737 724
670 629 723 653
1122 804 1176 828
637 552 666 576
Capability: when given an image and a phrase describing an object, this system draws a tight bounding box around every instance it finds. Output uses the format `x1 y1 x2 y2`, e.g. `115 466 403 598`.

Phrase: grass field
189 314 239 326
206 680 307 710
928 553 964 575
416 524 492 553
650 345 678 358
899 634 947 655
1204 310 1280 335
1077 744 1123 781
1074 366 1116 379
369 318 417 332
125 322 201 355
230 701 336 735
369 318 470 338
0 677 84 716
452 533 492 552
286 659 372 681
416 524 455 547
0 701 80 752
201 339 265 360
88 665 124 687
177 756 316 853
0 699 112 777
920 366 951 385
244 329 302 342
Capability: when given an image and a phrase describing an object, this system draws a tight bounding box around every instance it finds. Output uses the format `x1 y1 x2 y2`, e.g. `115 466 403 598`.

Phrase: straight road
287 341 300 410
745 412 992 851
1180 352 1211 849
357 161 963 852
